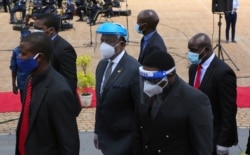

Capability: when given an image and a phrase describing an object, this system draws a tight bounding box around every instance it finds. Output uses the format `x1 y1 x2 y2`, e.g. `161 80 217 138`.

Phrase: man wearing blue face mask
188 33 238 155
15 32 80 155
136 50 213 155
135 9 167 64
94 22 141 155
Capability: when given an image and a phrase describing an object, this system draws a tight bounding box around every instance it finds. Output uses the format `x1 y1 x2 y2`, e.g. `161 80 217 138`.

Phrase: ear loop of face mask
199 46 208 61
18 53 40 60
156 77 168 89
33 53 40 59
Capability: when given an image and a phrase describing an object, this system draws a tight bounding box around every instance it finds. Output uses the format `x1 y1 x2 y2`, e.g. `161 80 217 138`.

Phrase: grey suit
136 76 213 155
95 52 141 155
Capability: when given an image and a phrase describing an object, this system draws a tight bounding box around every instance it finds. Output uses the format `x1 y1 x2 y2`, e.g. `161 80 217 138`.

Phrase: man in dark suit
136 50 213 155
33 13 82 116
135 9 167 64
15 32 79 155
94 22 141 155
188 33 238 155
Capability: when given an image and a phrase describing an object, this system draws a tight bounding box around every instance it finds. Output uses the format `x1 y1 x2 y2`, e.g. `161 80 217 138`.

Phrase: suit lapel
28 69 52 139
96 60 109 96
189 64 198 86
199 57 217 90
148 77 181 137
139 33 158 62
103 53 128 90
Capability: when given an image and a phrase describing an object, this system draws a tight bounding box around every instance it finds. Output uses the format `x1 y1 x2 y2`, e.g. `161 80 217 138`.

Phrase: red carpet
236 87 250 108
0 87 249 112
0 88 96 113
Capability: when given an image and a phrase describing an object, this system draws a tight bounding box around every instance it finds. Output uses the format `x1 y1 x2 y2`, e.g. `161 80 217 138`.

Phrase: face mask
33 29 44 33
187 51 201 64
143 78 168 97
187 47 207 64
135 23 143 34
17 53 40 72
100 42 120 59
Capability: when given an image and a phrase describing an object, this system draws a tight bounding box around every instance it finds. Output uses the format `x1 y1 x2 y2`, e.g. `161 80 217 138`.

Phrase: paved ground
0 0 250 154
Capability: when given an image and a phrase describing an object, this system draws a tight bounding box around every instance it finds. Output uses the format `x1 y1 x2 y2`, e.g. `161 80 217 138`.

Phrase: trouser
10 4 26 21
224 12 237 41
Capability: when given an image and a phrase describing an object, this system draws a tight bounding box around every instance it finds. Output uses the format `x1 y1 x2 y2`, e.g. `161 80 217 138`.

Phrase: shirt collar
201 53 215 70
51 34 58 41
143 30 156 42
109 50 125 64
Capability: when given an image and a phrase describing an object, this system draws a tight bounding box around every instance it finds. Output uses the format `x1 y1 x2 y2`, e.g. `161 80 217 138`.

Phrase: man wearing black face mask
135 50 213 155
135 9 167 64
188 33 238 155
94 22 141 155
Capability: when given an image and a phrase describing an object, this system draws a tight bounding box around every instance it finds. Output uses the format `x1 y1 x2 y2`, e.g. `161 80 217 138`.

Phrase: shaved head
137 9 159 29
188 33 213 63
188 33 212 48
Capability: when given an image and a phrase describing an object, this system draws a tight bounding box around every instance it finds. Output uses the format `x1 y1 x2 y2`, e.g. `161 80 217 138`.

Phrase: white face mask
100 42 115 58
33 29 44 33
143 78 168 97
100 42 122 59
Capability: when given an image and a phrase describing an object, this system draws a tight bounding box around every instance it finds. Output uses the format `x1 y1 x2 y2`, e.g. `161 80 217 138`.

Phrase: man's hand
217 145 229 155
93 134 100 150
12 85 18 94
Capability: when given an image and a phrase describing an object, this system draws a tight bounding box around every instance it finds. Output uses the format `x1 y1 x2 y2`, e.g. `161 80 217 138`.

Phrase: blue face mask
187 47 207 64
187 51 201 64
17 53 40 72
135 23 143 34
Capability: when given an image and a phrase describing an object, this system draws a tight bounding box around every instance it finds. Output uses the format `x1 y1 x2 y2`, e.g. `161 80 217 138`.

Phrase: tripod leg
220 46 240 71
213 44 224 60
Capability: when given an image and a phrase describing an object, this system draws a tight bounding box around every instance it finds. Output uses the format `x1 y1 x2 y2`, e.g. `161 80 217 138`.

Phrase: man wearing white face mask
94 22 141 155
136 50 213 155
188 33 238 155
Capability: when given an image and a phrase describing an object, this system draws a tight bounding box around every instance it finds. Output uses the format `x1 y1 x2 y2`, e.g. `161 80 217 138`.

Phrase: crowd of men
6 0 249 153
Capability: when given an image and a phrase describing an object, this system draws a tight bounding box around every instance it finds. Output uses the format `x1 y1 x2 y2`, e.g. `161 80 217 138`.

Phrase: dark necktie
103 61 113 87
194 64 201 89
139 38 145 60
19 78 32 155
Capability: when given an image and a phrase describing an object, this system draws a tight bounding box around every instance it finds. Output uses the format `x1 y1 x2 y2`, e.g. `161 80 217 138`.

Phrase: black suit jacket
136 76 213 155
51 35 81 116
95 52 141 155
138 32 167 64
189 56 238 148
16 66 80 155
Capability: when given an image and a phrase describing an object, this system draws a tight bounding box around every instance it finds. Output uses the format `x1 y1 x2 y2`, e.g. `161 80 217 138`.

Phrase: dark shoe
232 40 237 43
226 40 229 43
9 20 17 24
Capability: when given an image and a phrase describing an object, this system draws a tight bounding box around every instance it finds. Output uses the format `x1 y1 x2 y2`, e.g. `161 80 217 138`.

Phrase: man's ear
120 41 126 47
36 53 44 63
